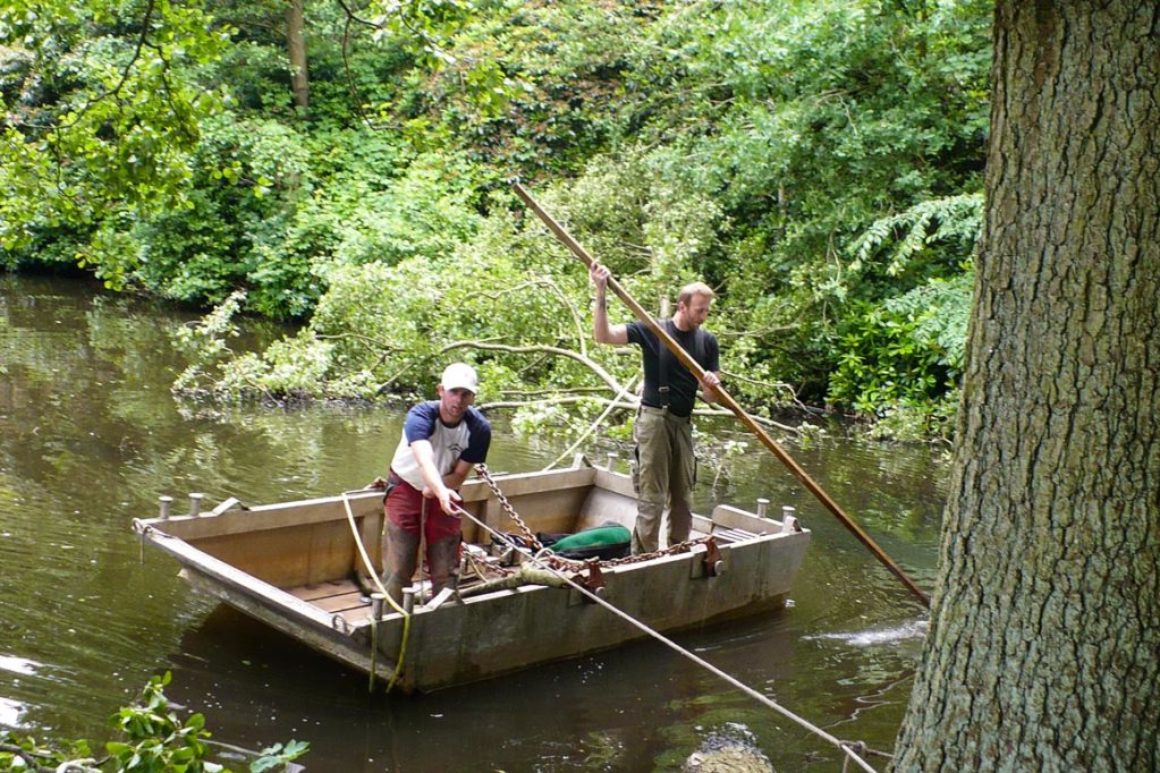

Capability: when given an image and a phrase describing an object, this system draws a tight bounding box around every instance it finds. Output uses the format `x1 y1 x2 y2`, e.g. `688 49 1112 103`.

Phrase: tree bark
287 0 309 110
892 2 1159 770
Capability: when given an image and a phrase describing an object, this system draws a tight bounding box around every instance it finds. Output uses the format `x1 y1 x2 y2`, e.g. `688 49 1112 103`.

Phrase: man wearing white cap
383 362 492 603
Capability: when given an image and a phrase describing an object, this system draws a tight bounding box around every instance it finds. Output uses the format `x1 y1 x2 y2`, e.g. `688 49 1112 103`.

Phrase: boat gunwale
138 512 810 633
362 528 809 626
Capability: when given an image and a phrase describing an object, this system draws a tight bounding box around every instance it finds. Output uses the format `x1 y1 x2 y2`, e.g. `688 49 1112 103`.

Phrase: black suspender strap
658 319 672 407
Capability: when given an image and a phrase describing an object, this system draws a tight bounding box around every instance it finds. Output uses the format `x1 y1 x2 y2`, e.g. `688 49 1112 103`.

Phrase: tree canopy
1 0 994 436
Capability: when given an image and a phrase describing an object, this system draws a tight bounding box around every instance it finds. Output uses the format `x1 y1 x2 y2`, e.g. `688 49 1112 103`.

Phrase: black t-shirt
626 319 720 418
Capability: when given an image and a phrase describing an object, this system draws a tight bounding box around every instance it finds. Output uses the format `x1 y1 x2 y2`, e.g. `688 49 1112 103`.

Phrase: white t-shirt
389 401 491 489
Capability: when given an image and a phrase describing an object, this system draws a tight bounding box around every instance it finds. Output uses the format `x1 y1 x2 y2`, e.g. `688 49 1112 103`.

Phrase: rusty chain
472 463 713 572
473 463 545 551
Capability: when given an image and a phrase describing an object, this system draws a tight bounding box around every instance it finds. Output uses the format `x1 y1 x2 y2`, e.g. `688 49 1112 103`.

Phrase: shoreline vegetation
1 1 992 441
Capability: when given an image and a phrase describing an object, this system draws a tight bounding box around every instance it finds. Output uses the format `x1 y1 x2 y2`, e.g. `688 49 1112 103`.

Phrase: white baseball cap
440 362 479 394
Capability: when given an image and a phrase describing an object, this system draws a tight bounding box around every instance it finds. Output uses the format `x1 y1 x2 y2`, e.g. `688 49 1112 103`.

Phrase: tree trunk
287 0 309 111
892 2 1159 770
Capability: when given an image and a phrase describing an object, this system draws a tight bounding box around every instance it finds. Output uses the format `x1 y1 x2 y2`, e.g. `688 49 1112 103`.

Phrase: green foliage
180 206 594 401
0 672 308 772
107 673 219 772
0 733 95 771
172 289 249 399
0 0 232 286
121 118 475 319
380 0 649 172
250 741 310 773
173 163 729 416
866 386 960 443
821 193 980 420
827 272 973 422
849 193 983 279
559 153 724 297
7 0 995 435
610 0 990 405
127 114 316 314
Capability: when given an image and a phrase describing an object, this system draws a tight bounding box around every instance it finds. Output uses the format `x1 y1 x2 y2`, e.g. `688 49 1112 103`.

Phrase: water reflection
0 275 947 769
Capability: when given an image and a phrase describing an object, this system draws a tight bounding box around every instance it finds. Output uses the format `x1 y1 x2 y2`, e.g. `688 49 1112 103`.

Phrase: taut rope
454 472 881 773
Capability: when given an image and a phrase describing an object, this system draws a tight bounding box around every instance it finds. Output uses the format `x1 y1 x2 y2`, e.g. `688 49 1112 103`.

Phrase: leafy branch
0 672 309 772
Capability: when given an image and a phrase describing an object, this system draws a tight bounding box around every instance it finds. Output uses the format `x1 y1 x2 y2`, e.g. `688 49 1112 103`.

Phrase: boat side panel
458 467 597 502
710 504 782 534
195 519 371 588
180 568 398 683
388 531 810 691
592 468 636 497
575 487 637 531
454 468 598 543
459 487 592 544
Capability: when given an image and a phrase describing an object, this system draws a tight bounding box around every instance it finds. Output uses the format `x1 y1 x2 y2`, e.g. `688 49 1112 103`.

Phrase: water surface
0 275 946 770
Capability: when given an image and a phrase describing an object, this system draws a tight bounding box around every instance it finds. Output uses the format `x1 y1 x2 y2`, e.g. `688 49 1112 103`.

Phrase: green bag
542 521 631 560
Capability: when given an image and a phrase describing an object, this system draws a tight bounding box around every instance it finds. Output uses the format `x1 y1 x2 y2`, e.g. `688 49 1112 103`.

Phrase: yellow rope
341 490 411 693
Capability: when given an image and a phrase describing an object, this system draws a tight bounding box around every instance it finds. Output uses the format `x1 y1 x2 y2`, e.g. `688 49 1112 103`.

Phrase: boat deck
283 518 763 618
289 580 367 615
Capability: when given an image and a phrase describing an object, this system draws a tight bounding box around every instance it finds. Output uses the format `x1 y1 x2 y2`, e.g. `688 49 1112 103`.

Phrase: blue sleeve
460 409 492 464
402 402 439 444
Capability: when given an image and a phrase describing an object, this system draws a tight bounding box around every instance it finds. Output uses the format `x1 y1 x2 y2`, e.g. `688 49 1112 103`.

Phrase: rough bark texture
892 2 1159 771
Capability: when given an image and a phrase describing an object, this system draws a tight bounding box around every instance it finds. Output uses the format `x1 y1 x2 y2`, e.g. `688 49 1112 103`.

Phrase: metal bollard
606 451 618 471
781 505 798 533
403 587 416 614
158 495 173 520
188 493 203 517
371 593 385 621
756 497 770 518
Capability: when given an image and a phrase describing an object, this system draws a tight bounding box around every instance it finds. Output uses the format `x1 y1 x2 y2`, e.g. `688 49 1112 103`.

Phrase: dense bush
2 0 993 436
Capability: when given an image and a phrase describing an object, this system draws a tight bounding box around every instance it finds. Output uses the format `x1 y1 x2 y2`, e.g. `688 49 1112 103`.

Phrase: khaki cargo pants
632 405 695 554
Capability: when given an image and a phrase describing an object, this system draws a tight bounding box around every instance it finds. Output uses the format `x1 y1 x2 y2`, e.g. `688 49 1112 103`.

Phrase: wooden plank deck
287 579 368 614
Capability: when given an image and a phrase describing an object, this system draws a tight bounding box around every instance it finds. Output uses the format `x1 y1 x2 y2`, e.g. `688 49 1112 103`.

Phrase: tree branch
461 277 589 356
56 0 158 131
479 395 633 410
439 339 625 394
542 375 640 470
440 339 801 433
331 0 381 29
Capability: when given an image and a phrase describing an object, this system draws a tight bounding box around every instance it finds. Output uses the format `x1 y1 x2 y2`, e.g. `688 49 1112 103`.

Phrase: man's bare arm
590 263 629 345
410 439 460 515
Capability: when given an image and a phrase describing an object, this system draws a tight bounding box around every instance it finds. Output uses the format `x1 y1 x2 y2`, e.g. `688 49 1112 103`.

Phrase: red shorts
385 477 462 543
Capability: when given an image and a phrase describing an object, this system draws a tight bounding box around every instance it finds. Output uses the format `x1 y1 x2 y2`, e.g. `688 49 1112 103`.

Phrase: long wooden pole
513 180 931 608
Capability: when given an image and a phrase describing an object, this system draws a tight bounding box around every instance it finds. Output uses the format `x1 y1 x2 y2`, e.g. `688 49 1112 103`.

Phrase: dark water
0 275 946 771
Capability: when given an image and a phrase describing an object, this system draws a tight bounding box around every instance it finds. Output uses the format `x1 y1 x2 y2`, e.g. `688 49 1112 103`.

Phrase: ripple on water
805 619 929 647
